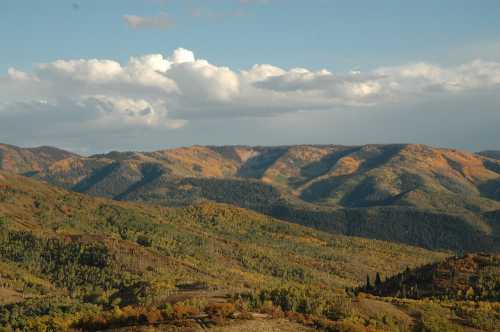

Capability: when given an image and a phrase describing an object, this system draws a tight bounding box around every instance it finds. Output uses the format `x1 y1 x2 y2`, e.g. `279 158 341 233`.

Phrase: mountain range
2 142 500 252
1 143 500 331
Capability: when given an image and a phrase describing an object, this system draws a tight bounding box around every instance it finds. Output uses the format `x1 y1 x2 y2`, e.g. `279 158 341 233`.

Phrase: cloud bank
1 48 500 152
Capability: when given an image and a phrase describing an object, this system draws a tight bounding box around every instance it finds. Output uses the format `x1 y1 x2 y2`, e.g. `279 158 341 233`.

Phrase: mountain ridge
2 142 500 252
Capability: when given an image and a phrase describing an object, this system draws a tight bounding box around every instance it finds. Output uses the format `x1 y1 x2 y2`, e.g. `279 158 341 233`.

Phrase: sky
1 0 500 154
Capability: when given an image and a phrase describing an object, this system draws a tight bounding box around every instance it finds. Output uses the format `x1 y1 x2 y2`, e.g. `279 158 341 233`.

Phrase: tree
365 275 372 291
375 272 382 289
466 287 475 300
0 216 7 228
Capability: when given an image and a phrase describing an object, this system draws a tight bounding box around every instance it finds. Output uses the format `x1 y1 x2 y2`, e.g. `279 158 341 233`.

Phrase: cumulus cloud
1 48 500 151
123 13 174 29
7 68 36 81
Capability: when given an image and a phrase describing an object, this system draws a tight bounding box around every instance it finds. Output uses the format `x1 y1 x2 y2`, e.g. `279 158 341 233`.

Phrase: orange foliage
205 303 236 318
172 304 200 319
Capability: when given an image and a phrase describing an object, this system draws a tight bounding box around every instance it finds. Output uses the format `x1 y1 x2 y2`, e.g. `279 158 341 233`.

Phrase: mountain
0 143 76 174
2 143 500 252
365 253 500 301
480 150 500 161
0 171 448 331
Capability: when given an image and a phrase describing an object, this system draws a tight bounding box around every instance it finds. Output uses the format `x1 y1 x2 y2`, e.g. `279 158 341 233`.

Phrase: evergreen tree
365 275 372 291
375 272 382 288
466 287 475 300
402 284 407 298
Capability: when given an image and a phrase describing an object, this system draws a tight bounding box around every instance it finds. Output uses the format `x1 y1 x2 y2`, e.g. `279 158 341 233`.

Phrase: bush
260 300 284 318
137 234 153 247
142 307 162 324
171 305 200 319
205 303 236 319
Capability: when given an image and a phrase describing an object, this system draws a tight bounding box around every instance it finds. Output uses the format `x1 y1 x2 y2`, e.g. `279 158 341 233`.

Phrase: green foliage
0 215 6 227
1 170 498 331
238 286 353 319
0 297 98 332
0 226 133 295
364 253 500 301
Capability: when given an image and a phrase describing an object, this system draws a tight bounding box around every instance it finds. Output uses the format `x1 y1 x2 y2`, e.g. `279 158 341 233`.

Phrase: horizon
1 1 500 153
1 140 495 156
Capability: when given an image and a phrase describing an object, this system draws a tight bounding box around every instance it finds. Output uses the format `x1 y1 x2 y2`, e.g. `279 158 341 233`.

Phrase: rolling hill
0 171 448 331
0 172 497 331
0 143 76 174
365 253 500 301
480 150 500 161
2 143 500 252
0 171 445 290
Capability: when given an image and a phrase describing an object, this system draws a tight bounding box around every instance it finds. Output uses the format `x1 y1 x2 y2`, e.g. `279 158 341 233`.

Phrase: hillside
0 171 445 290
0 171 455 330
480 150 500 161
2 172 500 332
0 143 76 174
364 253 500 301
3 143 500 252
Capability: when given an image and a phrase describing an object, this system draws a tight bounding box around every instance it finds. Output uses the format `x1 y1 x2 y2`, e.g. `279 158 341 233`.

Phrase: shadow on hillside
237 147 289 179
72 162 120 193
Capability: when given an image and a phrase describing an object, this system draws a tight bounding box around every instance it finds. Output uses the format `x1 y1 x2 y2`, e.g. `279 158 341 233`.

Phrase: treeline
360 253 500 301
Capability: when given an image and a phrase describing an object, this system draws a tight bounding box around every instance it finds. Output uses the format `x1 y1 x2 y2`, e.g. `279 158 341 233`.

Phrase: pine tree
466 287 475 300
375 272 382 288
366 275 372 291
402 284 407 298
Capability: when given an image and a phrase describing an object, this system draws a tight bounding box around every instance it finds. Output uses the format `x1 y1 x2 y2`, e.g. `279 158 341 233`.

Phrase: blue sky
1 0 500 153
2 0 500 72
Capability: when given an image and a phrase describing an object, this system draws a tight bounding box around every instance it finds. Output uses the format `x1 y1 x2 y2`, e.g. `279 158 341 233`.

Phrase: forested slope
2 143 500 252
0 173 498 331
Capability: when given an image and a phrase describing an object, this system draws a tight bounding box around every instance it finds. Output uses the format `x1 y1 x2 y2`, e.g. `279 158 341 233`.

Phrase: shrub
326 296 353 320
137 234 153 247
172 305 199 319
205 303 236 319
260 301 284 318
142 307 162 324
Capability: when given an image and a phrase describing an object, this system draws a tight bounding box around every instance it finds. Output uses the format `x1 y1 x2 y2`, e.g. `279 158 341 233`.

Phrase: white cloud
168 58 240 102
170 48 195 64
241 64 285 82
123 14 174 29
7 68 35 81
1 48 500 150
38 59 124 83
